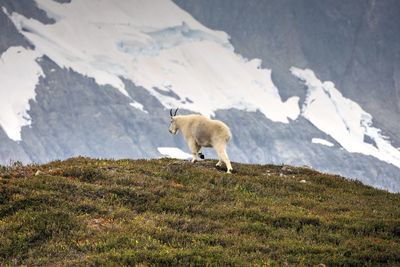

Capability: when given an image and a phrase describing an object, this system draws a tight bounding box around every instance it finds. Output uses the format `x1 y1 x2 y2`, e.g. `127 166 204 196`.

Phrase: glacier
0 46 43 141
4 0 299 135
291 67 400 169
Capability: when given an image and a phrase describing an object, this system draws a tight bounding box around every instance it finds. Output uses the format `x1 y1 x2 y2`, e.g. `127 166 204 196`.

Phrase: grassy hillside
0 157 399 266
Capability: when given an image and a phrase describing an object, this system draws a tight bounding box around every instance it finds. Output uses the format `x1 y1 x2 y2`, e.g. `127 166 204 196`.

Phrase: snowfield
4 0 299 137
157 147 192 160
0 46 43 141
291 67 400 169
312 138 334 147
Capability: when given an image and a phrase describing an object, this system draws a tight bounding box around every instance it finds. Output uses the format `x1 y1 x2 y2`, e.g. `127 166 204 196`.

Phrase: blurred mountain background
0 0 399 191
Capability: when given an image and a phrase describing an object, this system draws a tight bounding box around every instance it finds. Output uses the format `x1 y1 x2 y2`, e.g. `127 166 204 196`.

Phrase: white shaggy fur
169 113 233 173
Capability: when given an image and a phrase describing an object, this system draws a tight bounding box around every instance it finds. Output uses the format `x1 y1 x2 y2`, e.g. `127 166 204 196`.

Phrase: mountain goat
168 109 233 173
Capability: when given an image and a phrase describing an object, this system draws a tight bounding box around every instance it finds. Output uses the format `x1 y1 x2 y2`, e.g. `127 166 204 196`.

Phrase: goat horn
169 109 173 117
174 108 179 116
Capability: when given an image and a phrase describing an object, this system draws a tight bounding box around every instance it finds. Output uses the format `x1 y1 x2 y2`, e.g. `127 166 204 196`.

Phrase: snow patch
7 0 299 123
158 147 192 160
0 46 44 141
312 138 334 147
291 67 400 168
129 102 147 113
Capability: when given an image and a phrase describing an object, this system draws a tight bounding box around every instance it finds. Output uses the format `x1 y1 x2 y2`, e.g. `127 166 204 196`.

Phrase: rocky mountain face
0 0 399 192
174 0 400 146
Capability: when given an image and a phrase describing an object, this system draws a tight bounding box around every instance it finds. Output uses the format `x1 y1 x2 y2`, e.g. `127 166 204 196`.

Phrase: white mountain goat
168 109 233 173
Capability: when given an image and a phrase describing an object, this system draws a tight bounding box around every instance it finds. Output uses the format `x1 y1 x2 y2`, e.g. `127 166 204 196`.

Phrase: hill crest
0 157 399 266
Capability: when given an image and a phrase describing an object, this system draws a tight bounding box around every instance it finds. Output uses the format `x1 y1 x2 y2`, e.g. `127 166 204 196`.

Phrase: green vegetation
0 157 399 266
